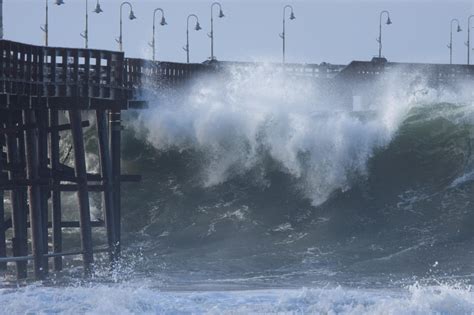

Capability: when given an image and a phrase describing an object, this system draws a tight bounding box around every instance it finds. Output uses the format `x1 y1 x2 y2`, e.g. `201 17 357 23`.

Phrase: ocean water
2 64 474 313
1 282 474 314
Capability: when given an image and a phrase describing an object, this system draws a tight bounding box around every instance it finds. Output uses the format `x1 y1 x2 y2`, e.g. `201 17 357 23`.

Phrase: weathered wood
3 219 104 231
109 109 122 260
49 109 62 271
24 109 46 280
0 39 153 280
6 111 28 278
69 109 94 275
36 109 50 275
96 109 116 263
0 130 6 270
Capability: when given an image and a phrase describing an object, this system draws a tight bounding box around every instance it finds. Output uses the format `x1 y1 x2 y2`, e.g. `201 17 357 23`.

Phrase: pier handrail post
377 10 392 59
280 5 295 64
209 2 225 61
449 18 462 65
184 14 202 63
149 8 167 62
117 1 136 52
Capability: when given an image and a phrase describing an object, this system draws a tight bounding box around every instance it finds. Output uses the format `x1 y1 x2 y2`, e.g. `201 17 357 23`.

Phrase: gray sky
4 0 474 65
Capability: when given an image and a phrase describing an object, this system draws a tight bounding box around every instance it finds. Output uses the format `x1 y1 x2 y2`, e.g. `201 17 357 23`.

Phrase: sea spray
1 282 473 314
129 65 419 205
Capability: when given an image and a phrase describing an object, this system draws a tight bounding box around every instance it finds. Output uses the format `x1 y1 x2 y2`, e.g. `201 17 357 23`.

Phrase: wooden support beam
49 109 62 271
0 130 6 270
47 97 128 110
24 109 46 280
47 121 90 132
0 123 36 135
0 255 33 263
97 109 117 263
1 160 23 172
56 220 104 228
55 163 139 183
0 121 90 135
3 219 104 232
69 109 94 275
109 109 122 260
6 111 28 279
0 178 50 189
57 184 104 192
0 246 110 263
0 181 105 191
36 109 49 275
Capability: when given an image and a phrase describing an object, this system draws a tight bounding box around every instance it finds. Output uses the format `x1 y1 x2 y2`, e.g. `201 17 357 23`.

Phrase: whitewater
2 64 474 314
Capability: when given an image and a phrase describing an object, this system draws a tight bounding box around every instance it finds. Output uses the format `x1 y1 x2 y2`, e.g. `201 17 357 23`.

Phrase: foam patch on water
1 283 473 314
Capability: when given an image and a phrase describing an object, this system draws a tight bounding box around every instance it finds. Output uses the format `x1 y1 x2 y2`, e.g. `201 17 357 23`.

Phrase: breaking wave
115 65 474 285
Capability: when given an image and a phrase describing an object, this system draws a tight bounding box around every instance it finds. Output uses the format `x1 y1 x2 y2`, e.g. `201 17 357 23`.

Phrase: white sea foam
129 65 426 206
1 283 473 314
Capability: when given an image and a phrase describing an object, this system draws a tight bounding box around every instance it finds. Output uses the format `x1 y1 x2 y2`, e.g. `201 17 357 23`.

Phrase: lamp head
457 25 462 32
129 10 137 20
160 16 167 26
386 16 392 25
93 3 103 14
290 11 296 20
55 0 65 5
219 9 225 18
195 21 202 31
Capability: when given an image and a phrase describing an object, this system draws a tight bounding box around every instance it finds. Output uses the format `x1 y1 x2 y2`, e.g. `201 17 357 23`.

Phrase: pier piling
69 109 94 275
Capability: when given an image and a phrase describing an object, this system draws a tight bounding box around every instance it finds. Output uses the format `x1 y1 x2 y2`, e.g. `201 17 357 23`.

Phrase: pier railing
338 58 474 84
0 40 129 102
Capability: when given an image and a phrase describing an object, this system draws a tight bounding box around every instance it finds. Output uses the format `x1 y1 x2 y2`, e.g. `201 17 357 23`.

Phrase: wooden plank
97 109 116 263
69 109 94 275
2 219 104 231
109 109 122 260
24 109 46 280
49 109 62 270
0 128 6 270
6 111 28 279
36 109 50 275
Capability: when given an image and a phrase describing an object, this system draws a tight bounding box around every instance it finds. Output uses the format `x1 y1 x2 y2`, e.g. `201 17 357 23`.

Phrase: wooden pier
1 38 473 281
0 39 141 280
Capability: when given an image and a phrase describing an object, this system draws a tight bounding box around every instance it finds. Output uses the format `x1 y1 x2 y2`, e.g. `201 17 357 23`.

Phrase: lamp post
377 10 392 59
280 5 295 64
209 2 225 61
81 0 103 49
448 18 462 65
466 15 474 65
116 1 137 52
41 0 65 47
0 0 4 40
149 8 167 62
183 14 202 63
